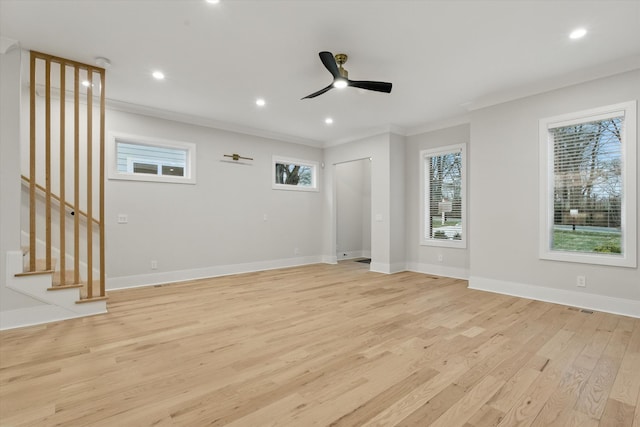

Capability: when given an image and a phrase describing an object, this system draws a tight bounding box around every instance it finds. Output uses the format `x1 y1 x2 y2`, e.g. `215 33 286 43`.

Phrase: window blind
550 114 624 254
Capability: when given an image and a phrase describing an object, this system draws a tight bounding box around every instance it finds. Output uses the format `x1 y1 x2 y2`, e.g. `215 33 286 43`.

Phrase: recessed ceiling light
206 0 220 4
569 28 587 39
256 98 266 107
325 117 333 125
152 71 165 80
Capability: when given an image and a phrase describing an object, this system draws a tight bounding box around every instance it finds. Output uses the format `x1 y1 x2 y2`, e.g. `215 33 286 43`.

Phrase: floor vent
580 309 594 314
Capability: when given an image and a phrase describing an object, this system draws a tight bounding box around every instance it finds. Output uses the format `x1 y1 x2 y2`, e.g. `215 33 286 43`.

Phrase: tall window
108 133 196 184
420 144 466 248
539 101 636 267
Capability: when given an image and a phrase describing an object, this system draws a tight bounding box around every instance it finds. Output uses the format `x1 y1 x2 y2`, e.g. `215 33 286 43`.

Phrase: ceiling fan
302 51 392 99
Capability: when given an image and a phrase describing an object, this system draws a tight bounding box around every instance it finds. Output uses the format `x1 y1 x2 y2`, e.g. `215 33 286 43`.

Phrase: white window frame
107 132 196 184
420 143 467 248
539 101 637 267
272 156 319 192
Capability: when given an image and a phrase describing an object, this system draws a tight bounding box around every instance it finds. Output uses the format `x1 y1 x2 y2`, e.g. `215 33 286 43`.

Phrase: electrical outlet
576 275 586 287
151 260 158 270
294 248 300 255
117 214 128 224
437 254 443 262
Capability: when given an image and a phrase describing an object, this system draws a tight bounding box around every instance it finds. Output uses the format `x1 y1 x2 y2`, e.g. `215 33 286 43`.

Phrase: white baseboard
469 276 640 319
406 262 469 280
369 262 406 274
107 255 325 291
336 250 371 261
0 305 106 331
323 255 338 264
3 250 107 330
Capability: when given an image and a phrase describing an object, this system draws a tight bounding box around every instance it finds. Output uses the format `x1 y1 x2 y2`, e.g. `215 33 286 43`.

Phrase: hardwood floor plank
609 352 640 407
599 398 636 427
0 262 637 426
575 320 632 420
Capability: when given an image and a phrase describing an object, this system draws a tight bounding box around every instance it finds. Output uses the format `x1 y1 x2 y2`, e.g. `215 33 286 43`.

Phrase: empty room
0 1 639 425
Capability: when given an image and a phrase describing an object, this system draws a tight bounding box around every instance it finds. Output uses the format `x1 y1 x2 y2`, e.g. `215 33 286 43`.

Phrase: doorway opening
335 158 372 267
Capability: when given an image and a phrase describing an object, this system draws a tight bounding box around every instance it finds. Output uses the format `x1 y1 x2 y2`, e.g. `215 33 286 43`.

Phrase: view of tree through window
275 163 312 186
421 144 465 247
427 151 462 240
551 117 623 254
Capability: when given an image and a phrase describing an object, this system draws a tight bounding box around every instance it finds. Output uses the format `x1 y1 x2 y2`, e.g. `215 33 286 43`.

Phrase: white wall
389 133 406 268
469 70 639 315
0 46 47 311
405 124 470 279
335 158 371 259
105 109 324 288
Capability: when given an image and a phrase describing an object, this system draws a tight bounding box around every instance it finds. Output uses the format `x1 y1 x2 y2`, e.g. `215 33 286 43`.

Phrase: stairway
1 249 107 330
0 50 108 330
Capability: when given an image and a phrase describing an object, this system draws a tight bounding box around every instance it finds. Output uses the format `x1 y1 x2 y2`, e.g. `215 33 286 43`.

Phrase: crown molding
0 36 19 54
405 114 471 137
466 55 640 112
105 99 324 148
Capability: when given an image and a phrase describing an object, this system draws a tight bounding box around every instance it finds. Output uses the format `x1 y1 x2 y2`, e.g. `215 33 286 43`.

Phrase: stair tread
76 295 108 304
80 279 105 300
48 283 83 291
52 269 81 287
15 269 54 277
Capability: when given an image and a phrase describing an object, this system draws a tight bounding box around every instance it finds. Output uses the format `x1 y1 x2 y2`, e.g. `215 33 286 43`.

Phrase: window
539 101 636 267
420 144 466 248
108 133 196 184
272 156 319 192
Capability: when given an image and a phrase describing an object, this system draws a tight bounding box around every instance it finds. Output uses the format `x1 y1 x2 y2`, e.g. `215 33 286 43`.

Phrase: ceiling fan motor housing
335 53 349 78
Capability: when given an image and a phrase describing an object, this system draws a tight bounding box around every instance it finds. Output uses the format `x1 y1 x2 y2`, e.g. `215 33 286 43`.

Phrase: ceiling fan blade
301 84 334 100
348 80 393 93
319 51 340 79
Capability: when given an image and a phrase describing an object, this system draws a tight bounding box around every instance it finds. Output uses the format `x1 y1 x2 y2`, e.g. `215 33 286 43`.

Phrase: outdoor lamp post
570 209 579 231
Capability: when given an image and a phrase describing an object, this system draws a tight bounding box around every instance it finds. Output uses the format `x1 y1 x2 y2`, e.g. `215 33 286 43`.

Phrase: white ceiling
1 0 639 147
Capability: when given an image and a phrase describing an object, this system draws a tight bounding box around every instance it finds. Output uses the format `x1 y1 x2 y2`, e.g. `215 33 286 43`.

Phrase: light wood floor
1 262 639 426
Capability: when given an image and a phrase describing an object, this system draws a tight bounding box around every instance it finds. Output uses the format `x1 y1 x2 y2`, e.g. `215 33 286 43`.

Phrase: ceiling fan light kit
302 51 392 99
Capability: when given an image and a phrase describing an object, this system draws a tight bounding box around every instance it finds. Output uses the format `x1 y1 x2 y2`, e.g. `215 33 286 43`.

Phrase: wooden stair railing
27 51 106 301
21 175 99 226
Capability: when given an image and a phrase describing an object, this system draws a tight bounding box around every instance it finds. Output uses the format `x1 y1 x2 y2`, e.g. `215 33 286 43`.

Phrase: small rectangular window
272 156 319 192
420 144 466 248
108 133 196 184
539 101 636 267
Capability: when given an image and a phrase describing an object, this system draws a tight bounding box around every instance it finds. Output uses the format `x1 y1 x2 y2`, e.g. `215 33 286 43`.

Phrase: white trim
469 276 640 319
406 262 470 280
3 251 107 330
405 115 470 137
0 306 105 331
105 98 324 148
336 250 370 260
465 57 640 112
107 255 325 291
272 155 319 192
539 101 637 268
420 143 467 249
369 262 406 274
0 36 20 54
323 255 338 264
107 132 197 185
323 125 406 148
